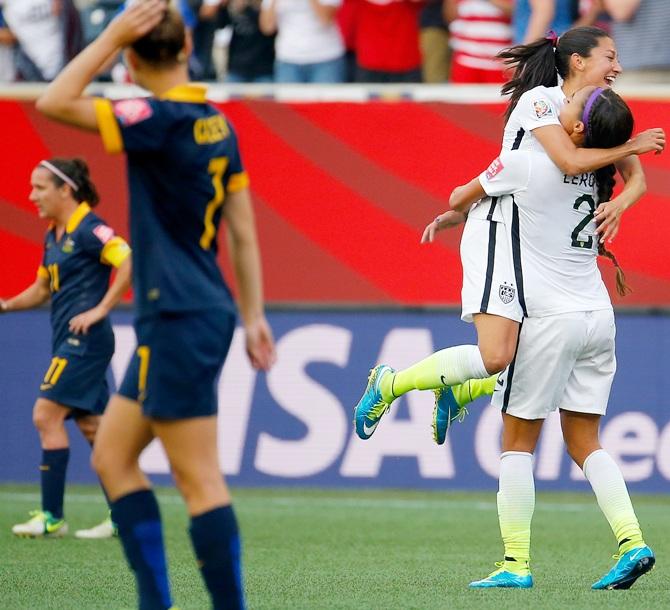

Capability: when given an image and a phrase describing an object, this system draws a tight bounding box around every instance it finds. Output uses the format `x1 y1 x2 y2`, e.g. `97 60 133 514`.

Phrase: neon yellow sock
498 452 534 575
583 449 645 556
451 375 498 407
379 345 487 403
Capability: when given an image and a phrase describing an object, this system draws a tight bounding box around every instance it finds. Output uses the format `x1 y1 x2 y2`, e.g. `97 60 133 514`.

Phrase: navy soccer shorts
119 308 236 419
39 334 114 416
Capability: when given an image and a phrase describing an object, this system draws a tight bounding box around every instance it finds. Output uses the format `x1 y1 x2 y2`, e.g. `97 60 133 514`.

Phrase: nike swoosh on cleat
363 421 379 436
628 548 646 562
440 375 447 386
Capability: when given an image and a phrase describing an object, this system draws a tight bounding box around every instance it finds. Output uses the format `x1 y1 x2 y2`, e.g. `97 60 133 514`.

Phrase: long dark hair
131 7 186 68
583 89 634 296
499 26 611 122
43 158 100 207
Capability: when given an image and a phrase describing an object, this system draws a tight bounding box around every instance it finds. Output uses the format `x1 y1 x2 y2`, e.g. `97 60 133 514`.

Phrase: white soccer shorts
460 212 524 324
492 309 616 419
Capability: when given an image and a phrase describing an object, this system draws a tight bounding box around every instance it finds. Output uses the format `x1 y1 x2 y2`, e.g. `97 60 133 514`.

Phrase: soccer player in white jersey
353 26 663 443
353 26 664 589
442 85 656 590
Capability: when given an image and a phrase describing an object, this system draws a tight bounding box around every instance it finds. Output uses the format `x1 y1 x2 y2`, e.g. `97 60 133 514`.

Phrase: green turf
1 484 668 609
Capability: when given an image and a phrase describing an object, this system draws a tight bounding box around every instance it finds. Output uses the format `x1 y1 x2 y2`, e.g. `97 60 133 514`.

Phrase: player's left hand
245 315 276 371
594 197 626 243
69 305 107 335
104 0 167 48
421 210 467 243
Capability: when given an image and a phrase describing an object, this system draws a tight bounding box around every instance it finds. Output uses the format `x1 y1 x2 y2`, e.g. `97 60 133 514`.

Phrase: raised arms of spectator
602 0 642 22
572 0 604 28
259 0 277 34
523 0 556 43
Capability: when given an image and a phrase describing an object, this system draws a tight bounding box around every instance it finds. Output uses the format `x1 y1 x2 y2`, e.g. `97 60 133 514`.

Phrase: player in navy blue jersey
38 3 276 609
1 158 131 540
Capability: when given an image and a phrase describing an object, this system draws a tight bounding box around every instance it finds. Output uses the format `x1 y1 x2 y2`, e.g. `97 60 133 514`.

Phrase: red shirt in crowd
354 0 425 73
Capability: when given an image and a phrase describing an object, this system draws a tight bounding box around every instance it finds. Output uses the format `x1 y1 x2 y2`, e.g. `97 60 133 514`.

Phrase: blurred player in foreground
37 2 276 609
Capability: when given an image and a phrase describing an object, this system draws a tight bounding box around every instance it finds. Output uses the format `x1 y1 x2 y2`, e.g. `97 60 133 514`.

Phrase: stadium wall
1 85 669 307
1 310 669 493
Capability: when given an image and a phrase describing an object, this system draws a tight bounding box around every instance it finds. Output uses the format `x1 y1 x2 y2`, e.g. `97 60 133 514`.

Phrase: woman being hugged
37 2 275 609
2 158 131 540
354 26 664 445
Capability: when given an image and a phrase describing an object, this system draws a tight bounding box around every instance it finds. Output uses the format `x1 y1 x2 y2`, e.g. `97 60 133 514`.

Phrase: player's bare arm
533 123 664 176
594 155 646 243
69 256 132 335
36 0 166 130
0 276 51 312
223 188 276 371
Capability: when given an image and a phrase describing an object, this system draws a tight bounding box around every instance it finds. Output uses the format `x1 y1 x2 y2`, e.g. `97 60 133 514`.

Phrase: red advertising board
1 98 668 306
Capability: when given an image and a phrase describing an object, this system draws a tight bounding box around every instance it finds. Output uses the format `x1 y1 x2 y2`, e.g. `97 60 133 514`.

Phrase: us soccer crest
499 283 516 304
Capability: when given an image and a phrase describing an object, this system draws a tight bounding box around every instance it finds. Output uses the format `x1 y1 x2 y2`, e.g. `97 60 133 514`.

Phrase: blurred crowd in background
0 0 668 86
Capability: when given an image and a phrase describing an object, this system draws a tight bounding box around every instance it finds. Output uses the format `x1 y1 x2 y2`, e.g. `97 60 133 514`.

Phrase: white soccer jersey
502 85 564 152
478 149 612 317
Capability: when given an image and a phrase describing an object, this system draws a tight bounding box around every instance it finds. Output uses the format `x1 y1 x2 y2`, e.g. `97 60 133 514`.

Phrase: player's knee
77 418 99 444
32 408 58 434
172 468 223 504
481 350 513 375
91 444 113 479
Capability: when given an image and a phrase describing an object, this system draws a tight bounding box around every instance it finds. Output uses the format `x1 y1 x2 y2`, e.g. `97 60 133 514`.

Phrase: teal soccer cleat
353 365 394 440
469 563 533 589
432 387 468 445
592 545 655 590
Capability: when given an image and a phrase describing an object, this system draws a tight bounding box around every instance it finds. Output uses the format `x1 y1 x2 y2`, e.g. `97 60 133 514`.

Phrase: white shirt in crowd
3 0 63 80
262 0 344 64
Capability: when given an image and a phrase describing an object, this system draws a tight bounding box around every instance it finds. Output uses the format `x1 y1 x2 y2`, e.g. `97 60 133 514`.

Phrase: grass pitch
1 484 668 609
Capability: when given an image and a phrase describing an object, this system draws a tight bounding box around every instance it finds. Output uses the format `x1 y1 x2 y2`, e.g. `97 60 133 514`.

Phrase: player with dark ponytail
1 158 131 540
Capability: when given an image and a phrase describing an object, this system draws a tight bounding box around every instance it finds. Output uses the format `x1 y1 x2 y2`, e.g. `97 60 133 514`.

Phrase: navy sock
111 490 173 610
190 505 245 610
40 448 69 519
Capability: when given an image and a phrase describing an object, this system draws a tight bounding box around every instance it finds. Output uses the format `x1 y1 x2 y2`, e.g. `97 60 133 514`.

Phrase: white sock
583 449 644 551
497 451 535 571
434 345 488 386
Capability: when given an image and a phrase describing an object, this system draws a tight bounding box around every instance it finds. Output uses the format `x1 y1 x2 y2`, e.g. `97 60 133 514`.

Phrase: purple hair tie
582 87 604 138
545 30 559 48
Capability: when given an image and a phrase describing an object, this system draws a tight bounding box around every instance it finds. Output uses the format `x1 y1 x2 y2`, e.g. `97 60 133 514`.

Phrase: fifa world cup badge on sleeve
533 99 553 118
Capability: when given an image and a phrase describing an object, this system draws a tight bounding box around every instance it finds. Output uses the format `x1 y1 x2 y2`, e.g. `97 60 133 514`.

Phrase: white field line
2 491 667 513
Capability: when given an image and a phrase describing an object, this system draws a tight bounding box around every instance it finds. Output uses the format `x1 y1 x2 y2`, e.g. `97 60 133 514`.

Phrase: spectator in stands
260 0 345 83
447 0 513 83
354 0 425 83
420 0 450 82
514 0 605 44
336 0 358 82
183 0 223 80
513 0 575 43
220 0 275 83
603 0 670 83
0 3 16 82
3 0 83 81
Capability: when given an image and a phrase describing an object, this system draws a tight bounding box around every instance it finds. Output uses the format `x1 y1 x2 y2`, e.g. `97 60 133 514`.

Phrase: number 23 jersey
479 148 612 318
